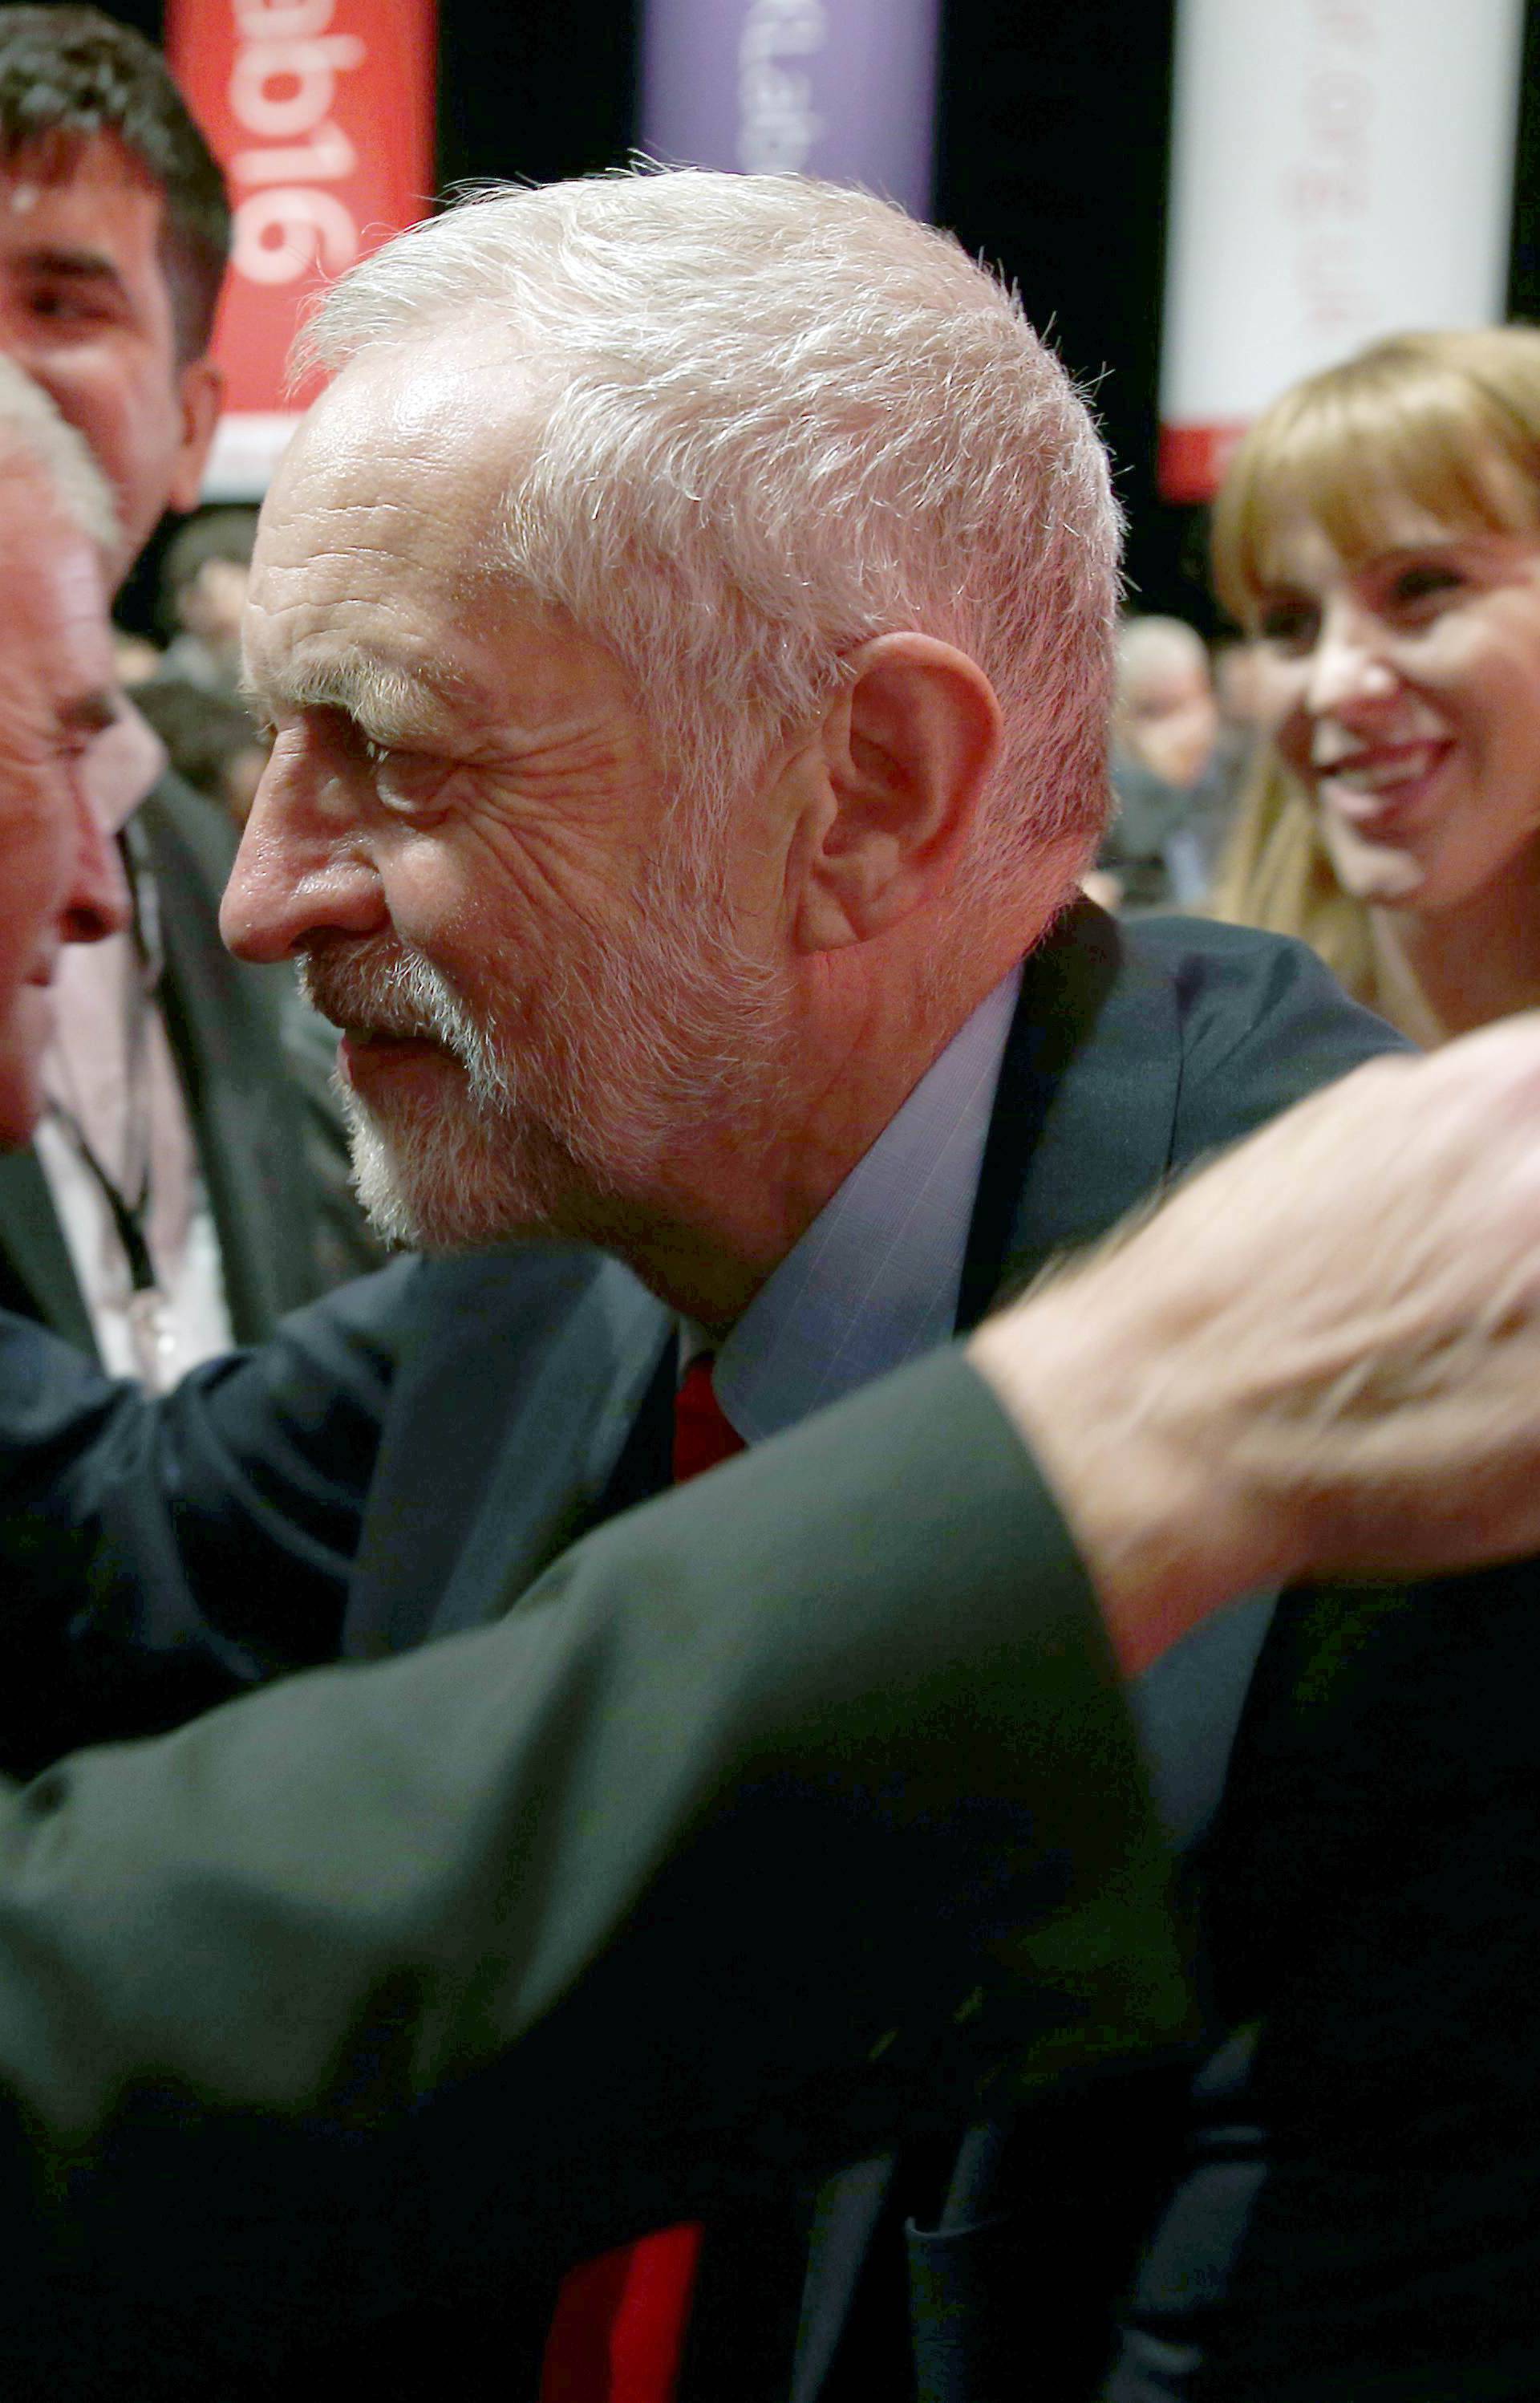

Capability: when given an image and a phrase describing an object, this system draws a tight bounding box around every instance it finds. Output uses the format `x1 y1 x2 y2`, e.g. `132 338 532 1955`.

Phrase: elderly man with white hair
0 363 125 1143
3 170 1540 2402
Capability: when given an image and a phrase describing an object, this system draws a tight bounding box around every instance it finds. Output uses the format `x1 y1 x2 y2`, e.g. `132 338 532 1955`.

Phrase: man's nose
219 752 387 962
1303 601 1400 721
59 779 130 945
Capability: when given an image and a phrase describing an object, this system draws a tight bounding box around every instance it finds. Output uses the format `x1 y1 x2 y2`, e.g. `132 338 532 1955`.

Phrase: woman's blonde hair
1212 326 1540 623
1207 753 1378 1004
1209 326 1540 1021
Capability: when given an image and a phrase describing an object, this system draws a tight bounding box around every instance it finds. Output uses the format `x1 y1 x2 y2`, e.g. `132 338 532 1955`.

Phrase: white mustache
300 945 464 1040
298 947 513 1114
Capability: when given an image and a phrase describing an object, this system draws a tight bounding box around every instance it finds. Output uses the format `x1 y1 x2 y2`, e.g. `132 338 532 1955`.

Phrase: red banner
165 0 437 497
1156 420 1251 507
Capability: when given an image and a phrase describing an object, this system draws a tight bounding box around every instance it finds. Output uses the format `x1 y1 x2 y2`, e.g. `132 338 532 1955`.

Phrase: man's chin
339 1086 560 1253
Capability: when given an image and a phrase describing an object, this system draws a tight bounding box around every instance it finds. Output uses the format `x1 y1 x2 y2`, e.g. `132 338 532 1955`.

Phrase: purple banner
640 0 942 218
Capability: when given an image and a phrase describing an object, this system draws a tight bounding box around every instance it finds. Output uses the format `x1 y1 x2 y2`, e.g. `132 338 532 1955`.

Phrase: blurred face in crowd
179 554 249 648
225 351 787 1252
1118 643 1219 789
0 458 125 1144
0 133 221 586
1258 495 1540 913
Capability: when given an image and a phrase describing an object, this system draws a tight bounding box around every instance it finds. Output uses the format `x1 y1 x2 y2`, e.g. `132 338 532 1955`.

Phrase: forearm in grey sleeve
0 1348 1194 2381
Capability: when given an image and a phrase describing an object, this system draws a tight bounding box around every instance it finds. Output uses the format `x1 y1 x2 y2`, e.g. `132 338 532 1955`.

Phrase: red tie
670 1354 748 1483
537 1356 744 2403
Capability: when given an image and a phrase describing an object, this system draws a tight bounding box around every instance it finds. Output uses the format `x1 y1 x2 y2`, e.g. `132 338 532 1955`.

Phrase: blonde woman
1208 326 1540 1043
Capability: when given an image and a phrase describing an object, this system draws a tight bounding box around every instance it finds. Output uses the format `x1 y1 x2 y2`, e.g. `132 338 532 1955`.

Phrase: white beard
302 859 788 1252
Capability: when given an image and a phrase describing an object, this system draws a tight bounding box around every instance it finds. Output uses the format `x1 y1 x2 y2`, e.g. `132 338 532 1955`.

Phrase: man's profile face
0 465 124 1144
0 132 221 587
226 351 786 1252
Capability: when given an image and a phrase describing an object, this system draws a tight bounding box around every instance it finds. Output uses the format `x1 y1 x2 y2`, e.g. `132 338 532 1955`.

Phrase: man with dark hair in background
0 4 378 1369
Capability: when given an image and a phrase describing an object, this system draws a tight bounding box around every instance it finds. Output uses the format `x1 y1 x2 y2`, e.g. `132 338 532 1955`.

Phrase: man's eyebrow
241 654 463 745
10 244 128 294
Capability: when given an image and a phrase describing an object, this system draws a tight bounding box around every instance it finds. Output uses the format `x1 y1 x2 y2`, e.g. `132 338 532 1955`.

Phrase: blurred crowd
116 503 266 824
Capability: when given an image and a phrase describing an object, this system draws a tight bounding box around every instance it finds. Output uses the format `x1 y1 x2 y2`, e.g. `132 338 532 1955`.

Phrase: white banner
1159 0 1526 501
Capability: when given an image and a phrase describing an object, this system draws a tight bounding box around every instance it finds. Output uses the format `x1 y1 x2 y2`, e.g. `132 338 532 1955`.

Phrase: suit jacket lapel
340 1250 672 1657
419 1259 675 1643
0 1149 98 1358
958 900 1182 1325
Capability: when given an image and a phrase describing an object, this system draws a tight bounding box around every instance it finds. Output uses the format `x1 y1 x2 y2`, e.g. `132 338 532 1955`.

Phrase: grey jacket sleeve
0 1261 410 1768
0 1247 619 1771
0 1350 1192 2387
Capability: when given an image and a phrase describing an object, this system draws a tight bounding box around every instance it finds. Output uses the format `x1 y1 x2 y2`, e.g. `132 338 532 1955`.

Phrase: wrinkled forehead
243 356 600 741
256 343 537 597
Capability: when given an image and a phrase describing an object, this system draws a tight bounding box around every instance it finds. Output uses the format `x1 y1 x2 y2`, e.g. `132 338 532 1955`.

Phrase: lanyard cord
53 1126 157 1293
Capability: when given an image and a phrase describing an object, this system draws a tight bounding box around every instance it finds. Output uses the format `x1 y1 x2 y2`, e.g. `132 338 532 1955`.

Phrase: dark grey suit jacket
0 1358 1189 2400
0 908 1399 2397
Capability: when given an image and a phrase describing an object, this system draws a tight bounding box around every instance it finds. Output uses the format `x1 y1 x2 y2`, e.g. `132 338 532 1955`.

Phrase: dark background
65 0 1540 631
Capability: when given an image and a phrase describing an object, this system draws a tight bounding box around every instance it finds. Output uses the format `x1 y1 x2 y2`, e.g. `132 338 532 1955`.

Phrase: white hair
301 168 1121 904
0 356 116 550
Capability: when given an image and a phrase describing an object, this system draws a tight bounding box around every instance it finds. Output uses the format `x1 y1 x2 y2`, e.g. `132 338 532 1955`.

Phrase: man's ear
164 356 225 516
790 632 1003 952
